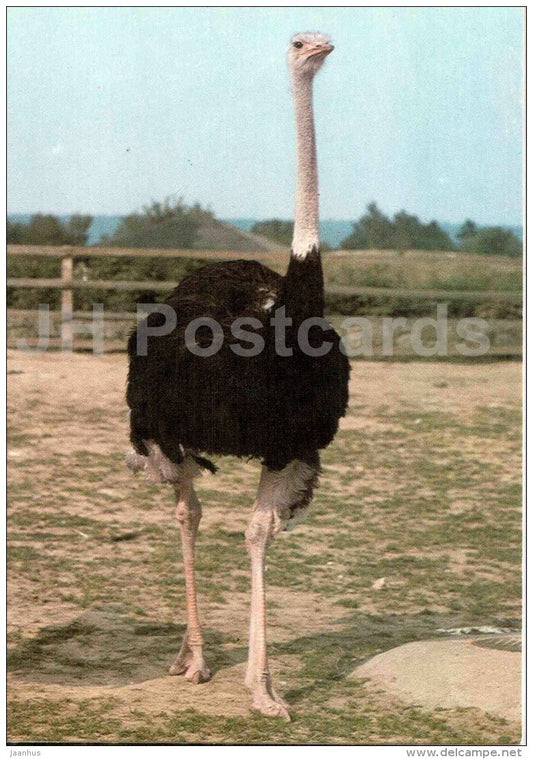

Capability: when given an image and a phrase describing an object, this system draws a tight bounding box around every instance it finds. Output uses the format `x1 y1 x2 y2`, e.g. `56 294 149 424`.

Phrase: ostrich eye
293 41 303 49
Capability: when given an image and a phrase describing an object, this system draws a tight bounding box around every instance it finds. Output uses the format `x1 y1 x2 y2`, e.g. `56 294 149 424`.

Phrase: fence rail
7 244 274 260
7 277 178 292
7 244 522 352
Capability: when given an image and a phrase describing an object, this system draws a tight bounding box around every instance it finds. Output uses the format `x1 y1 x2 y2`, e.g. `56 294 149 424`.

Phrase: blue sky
7 6 524 225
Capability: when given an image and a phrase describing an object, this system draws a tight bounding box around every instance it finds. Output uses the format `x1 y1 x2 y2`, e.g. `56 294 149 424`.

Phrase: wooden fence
7 244 523 354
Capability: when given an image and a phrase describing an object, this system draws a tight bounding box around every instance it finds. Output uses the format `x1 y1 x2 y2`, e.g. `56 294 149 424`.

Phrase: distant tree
26 214 67 245
465 227 522 257
341 203 454 251
455 218 522 257
457 219 478 242
390 210 421 250
419 220 454 251
6 220 25 244
341 202 394 249
105 197 204 249
251 219 293 246
6 213 93 245
65 214 93 245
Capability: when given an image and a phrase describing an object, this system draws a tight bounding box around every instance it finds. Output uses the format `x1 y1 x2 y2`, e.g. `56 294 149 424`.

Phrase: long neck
291 71 320 259
280 68 324 322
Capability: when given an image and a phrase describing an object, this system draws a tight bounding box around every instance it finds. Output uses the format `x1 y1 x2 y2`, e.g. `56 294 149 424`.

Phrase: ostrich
126 32 350 720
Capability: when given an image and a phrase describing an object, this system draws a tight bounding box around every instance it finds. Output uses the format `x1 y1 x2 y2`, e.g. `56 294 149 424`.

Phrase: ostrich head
288 32 334 78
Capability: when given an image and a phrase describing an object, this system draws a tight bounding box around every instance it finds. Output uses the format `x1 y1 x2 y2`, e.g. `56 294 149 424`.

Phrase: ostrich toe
169 642 211 683
248 678 291 721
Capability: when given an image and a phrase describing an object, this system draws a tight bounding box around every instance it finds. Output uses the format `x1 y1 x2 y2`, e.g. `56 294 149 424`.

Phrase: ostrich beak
308 43 334 59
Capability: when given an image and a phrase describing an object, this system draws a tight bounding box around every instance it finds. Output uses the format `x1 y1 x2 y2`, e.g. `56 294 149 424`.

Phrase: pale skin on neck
291 70 320 260
288 36 332 260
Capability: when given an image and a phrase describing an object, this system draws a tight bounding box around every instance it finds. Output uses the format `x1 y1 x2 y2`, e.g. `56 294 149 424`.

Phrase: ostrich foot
246 676 291 721
169 639 211 684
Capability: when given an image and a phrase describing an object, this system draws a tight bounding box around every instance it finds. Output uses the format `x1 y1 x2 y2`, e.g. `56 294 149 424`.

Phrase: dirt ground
7 350 523 744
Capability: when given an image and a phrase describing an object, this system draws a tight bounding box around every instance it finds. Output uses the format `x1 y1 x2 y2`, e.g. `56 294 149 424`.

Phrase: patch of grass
7 695 519 745
7 429 34 446
8 698 122 743
7 544 40 569
323 251 522 294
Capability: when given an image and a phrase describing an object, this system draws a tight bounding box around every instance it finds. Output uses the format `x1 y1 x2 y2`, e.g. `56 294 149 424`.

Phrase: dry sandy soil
7 350 523 744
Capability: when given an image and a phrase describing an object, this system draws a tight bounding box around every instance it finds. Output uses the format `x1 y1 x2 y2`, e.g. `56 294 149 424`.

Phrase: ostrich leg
245 460 319 720
169 476 211 683
245 502 290 720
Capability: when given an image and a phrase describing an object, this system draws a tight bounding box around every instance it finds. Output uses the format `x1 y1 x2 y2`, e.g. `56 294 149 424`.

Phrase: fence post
61 247 74 350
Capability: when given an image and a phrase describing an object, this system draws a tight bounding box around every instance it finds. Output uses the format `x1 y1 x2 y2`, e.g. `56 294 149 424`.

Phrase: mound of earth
353 636 522 722
106 214 286 253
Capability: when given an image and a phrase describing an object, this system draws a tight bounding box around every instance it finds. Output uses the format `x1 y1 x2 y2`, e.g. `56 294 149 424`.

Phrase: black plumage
127 250 350 472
